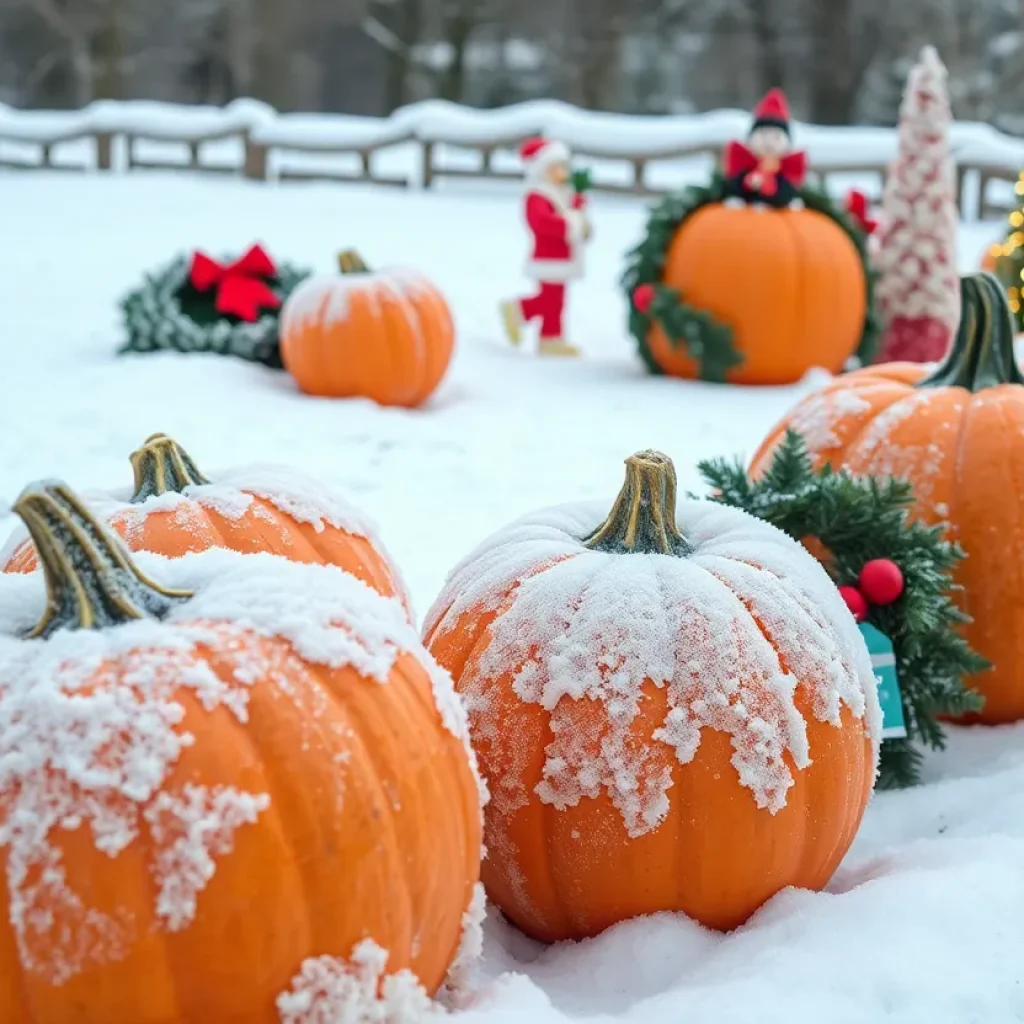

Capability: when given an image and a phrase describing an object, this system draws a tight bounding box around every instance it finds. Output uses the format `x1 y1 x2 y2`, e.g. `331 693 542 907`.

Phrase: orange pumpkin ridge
279 249 455 408
424 449 879 944
0 480 483 1022
750 271 1024 723
645 204 867 385
1 433 413 621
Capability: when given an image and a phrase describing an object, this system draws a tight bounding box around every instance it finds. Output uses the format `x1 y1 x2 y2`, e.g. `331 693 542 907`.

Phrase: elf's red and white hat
520 136 571 180
751 88 793 136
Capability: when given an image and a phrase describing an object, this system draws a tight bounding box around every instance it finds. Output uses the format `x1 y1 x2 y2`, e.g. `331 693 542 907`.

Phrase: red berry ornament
633 284 656 314
858 559 904 605
838 585 869 622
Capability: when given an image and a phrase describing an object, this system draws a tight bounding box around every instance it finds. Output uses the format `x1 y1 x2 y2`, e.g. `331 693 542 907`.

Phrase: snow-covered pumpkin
0 480 484 1021
279 250 454 408
423 449 880 942
750 272 1024 724
1 433 412 620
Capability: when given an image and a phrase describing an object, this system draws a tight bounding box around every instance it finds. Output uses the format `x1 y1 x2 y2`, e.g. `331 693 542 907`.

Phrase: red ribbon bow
844 189 878 235
188 243 281 322
723 140 807 197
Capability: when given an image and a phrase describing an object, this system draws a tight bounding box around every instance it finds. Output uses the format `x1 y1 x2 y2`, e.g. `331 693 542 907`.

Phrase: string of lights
986 171 1024 320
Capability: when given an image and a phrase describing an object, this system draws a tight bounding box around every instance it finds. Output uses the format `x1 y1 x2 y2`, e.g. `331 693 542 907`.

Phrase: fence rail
1 98 1020 219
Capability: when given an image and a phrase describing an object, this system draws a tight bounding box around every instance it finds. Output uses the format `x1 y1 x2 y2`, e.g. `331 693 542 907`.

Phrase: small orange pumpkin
750 272 1024 723
1 433 412 619
0 480 483 1022
279 250 454 407
424 449 879 943
645 204 867 384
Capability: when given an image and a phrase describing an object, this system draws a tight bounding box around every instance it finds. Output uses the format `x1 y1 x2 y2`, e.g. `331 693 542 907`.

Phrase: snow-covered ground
1 171 1020 1022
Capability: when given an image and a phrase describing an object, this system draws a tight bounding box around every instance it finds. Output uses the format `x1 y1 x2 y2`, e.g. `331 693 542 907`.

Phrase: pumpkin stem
13 480 192 639
584 450 692 556
129 433 211 502
338 250 370 274
917 272 1024 391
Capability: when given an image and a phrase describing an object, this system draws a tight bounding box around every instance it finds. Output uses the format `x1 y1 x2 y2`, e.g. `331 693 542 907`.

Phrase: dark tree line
1 0 1023 130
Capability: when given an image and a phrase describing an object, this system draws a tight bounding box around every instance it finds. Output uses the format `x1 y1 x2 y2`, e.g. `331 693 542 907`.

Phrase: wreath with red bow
622 173 881 381
119 244 311 367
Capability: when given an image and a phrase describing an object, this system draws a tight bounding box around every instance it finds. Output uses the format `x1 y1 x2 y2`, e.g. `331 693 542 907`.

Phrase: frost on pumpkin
425 498 880 839
276 941 438 1024
0 460 411 612
784 387 873 454
120 461 391 542
144 783 271 931
280 268 442 337
835 390 960 517
0 634 269 984
0 549 481 984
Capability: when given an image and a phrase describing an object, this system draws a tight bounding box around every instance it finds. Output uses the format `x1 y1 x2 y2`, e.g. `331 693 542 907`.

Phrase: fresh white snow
0 169 1019 1022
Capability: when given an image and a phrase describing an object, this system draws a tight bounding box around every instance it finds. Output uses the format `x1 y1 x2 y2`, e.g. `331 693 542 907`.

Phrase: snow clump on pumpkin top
0 459 405 577
281 267 442 335
425 497 881 838
0 549 481 987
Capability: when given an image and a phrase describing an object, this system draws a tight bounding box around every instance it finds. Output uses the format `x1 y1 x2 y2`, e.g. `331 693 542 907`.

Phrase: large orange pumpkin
644 204 867 385
1 433 412 619
423 449 879 943
0 480 483 1023
750 272 1024 723
279 250 454 407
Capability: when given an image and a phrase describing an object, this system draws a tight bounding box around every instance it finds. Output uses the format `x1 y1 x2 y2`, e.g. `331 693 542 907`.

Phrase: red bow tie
188 244 281 322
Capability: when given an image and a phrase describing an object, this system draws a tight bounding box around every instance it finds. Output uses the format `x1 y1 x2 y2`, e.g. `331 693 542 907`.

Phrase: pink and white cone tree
873 46 959 364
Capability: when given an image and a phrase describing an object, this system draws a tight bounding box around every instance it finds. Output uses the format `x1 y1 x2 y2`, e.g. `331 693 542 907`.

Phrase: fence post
421 140 434 188
631 158 646 193
243 132 268 180
95 132 114 171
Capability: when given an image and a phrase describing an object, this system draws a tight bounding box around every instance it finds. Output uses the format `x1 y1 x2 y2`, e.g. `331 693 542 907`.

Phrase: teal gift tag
859 622 906 739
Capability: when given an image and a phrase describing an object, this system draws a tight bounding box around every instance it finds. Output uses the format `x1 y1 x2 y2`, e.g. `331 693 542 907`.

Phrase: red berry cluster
632 284 656 315
838 559 904 622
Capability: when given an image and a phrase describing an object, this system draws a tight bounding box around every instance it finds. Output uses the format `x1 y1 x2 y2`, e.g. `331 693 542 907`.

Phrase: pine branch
698 429 988 788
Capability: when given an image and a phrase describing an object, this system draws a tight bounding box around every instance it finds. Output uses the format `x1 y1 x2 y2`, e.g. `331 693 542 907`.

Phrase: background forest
1 0 1023 128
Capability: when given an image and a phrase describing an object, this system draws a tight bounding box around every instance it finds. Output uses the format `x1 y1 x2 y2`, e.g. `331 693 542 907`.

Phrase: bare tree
2 0 1024 126
360 0 424 110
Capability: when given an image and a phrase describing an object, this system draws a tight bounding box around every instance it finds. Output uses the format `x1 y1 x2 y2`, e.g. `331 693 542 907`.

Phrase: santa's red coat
522 185 588 282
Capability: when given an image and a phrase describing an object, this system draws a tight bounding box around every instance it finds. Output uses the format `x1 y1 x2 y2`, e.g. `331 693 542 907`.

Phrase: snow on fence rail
1 97 1021 219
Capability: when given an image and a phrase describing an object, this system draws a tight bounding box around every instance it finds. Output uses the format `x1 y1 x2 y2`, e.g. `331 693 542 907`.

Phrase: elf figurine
500 137 593 357
723 88 808 208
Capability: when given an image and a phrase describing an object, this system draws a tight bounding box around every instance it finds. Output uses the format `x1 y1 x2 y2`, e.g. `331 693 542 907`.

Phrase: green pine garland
696 429 987 789
119 253 311 368
622 171 881 382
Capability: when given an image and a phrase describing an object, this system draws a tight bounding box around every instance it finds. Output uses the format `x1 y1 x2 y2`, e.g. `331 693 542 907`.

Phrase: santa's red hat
520 136 571 181
751 88 792 136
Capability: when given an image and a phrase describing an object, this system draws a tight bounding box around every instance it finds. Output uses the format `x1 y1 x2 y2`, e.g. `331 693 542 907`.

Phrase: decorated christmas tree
873 46 959 364
982 171 1024 331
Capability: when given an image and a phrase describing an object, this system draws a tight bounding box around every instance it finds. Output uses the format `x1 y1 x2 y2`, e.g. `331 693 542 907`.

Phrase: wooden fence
0 113 1019 220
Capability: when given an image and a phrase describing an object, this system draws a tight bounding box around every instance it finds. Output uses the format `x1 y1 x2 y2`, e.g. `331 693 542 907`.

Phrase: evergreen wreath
697 429 987 789
621 171 881 382
119 249 311 369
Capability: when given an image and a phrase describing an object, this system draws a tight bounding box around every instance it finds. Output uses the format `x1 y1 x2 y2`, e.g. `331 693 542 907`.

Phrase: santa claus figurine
723 88 808 208
500 136 593 356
